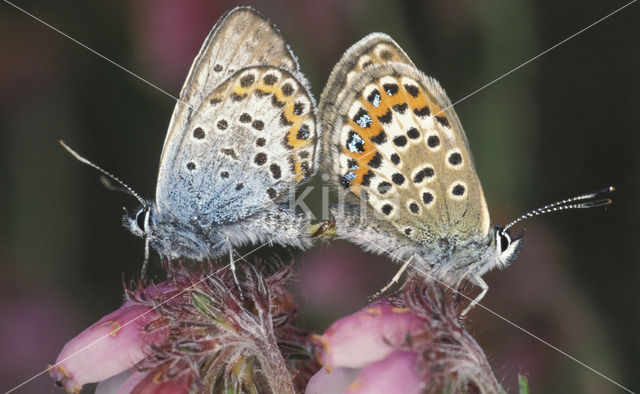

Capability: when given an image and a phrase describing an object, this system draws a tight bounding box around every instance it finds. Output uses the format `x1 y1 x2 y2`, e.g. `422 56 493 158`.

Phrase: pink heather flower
50 262 316 393
311 301 426 370
50 260 516 393
307 350 423 394
346 350 422 394
308 277 505 393
96 368 192 394
49 283 172 393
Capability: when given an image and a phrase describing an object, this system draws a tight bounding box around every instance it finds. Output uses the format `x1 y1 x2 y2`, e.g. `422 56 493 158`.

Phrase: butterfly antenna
58 139 146 206
503 186 614 231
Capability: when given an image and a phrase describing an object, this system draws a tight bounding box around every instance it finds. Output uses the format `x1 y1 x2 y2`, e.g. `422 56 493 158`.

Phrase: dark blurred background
1 1 638 393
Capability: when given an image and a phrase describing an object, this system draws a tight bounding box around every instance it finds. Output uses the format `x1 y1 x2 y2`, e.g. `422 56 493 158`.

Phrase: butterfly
318 33 612 314
62 7 320 278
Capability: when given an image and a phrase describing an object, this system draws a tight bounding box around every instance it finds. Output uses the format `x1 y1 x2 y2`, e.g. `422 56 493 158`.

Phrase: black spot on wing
252 120 264 130
353 108 372 128
269 163 281 179
368 152 383 169
413 106 430 117
393 135 407 147
427 135 440 148
217 120 228 130
220 148 238 160
448 152 462 166
263 74 277 85
367 89 381 106
413 167 434 184
404 84 419 97
361 170 375 187
377 109 393 124
254 153 267 166
231 92 247 102
436 116 450 127
240 74 255 87
346 131 365 153
423 192 434 205
383 83 398 96
407 128 420 139
280 112 293 127
390 153 400 165
193 127 205 139
380 50 393 60
391 173 405 185
271 95 285 108
281 83 294 96
452 184 465 196
370 129 387 144
377 181 392 195
297 124 310 140
392 103 408 114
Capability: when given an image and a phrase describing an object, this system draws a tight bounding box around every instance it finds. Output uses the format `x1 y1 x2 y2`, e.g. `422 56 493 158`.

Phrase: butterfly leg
140 236 150 278
461 274 488 316
227 240 244 299
369 254 415 302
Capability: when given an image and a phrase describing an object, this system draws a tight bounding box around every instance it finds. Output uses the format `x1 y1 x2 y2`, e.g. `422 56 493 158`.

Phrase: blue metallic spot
372 94 381 107
346 131 365 153
344 171 357 181
356 113 372 128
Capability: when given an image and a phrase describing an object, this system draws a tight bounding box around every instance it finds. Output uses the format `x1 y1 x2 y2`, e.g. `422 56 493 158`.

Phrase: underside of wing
156 66 318 225
319 33 414 154
178 7 299 106
321 42 490 244
157 7 302 198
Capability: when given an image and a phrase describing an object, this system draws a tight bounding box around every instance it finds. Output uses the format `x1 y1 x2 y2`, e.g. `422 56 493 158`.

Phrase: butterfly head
123 203 232 261
125 205 153 238
491 225 524 270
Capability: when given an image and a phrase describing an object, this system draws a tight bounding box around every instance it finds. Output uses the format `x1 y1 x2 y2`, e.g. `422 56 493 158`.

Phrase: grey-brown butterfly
62 7 320 280
318 33 612 315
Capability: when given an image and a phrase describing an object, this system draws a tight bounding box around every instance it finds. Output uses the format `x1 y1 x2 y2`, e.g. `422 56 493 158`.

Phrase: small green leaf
518 374 530 394
191 290 220 320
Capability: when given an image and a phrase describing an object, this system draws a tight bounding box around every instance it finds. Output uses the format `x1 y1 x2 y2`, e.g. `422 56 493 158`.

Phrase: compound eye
499 232 511 253
135 208 147 232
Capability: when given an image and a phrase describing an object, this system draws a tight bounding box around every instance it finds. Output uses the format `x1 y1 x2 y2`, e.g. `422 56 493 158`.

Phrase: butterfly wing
320 34 490 247
156 7 318 224
319 33 415 152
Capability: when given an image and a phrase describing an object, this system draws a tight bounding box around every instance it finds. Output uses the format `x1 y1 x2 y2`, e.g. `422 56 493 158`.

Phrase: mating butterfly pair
63 7 612 314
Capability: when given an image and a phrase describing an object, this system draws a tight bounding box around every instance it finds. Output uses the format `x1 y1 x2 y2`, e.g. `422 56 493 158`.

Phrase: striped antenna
58 139 146 207
503 186 614 231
